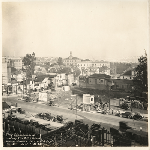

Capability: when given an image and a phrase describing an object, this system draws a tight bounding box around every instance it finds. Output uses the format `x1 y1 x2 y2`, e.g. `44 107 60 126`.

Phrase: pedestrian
112 109 113 115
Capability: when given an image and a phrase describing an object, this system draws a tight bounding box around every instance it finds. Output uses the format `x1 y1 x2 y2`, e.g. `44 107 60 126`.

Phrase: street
3 95 148 132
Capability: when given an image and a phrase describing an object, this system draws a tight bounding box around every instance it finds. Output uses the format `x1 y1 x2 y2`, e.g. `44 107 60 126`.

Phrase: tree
99 66 108 73
57 57 64 66
134 52 147 93
22 52 36 79
50 63 58 67
44 62 50 71
72 67 81 77
57 67 71 74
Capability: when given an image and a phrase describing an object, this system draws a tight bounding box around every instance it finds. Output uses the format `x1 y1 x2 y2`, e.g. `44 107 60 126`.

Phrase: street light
71 94 77 119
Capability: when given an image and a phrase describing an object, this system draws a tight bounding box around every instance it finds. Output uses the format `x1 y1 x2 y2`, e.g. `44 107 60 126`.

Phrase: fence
3 117 148 147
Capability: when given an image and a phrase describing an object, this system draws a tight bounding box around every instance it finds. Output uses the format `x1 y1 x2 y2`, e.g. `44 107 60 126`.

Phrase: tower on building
70 51 72 57
69 51 73 59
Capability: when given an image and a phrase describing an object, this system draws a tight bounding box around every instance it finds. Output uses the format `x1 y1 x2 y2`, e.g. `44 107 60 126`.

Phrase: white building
2 57 11 85
9 57 22 70
77 60 111 75
63 51 81 67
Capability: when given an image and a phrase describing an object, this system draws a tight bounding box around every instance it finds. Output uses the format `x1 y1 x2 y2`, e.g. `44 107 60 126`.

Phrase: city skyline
2 0 148 63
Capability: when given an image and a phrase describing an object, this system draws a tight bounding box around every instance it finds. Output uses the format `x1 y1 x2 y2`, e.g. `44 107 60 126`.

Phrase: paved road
3 96 148 132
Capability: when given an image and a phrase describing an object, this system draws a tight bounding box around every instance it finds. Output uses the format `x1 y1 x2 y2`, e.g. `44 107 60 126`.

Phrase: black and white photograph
2 0 149 147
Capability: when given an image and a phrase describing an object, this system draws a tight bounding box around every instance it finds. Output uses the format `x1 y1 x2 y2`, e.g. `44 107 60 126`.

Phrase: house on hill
33 74 57 90
120 68 136 80
79 74 113 90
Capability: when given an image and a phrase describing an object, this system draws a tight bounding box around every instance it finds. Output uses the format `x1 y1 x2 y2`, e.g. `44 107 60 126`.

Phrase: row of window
65 63 77 65
77 63 109 67
122 76 132 79
64 60 77 62
116 84 131 88
13 60 22 62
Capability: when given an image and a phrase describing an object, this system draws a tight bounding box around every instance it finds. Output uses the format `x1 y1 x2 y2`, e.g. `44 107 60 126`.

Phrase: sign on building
62 86 70 91
39 92 47 102
83 94 94 104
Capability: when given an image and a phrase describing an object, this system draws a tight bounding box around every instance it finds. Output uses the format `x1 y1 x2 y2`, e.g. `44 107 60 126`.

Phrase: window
100 79 103 83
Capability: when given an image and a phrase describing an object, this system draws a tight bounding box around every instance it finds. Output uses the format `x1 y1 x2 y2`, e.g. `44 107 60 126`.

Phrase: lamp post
71 94 77 119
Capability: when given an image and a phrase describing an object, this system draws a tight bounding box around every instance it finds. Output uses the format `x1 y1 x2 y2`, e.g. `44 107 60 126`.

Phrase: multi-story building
63 51 81 67
2 57 11 85
79 74 112 90
8 57 22 70
77 60 111 75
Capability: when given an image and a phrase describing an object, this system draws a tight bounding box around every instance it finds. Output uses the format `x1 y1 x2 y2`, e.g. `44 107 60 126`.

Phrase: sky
2 0 149 62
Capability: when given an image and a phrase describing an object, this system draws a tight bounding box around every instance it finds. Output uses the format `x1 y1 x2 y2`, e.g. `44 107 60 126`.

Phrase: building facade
2 57 11 85
120 68 136 80
79 74 112 90
8 57 22 70
63 51 81 66
77 60 111 75
111 79 134 92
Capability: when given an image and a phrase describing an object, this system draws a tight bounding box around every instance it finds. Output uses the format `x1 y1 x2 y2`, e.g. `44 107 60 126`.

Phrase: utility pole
71 94 77 119
108 85 110 110
26 66 27 95
76 95 77 119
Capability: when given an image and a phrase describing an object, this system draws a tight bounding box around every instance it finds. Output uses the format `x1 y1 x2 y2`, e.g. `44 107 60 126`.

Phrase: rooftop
64 56 81 60
122 68 135 76
110 79 134 84
89 74 111 79
35 74 57 82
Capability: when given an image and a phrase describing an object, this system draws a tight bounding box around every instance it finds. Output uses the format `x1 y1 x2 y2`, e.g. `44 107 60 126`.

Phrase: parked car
142 116 148 122
10 106 17 113
72 83 76 86
121 112 135 119
25 96 31 102
133 112 143 120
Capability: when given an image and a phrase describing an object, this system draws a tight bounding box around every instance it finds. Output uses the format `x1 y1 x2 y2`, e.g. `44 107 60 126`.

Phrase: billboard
39 92 47 102
83 94 94 104
62 86 70 91
110 99 120 106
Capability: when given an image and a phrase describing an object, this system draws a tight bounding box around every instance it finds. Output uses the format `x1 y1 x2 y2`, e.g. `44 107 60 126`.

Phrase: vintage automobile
121 111 135 119
72 83 76 86
142 116 148 122
133 112 143 120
